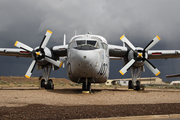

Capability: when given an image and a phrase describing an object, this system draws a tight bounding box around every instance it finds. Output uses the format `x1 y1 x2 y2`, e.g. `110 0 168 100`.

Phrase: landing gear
46 79 54 89
128 80 134 89
39 65 54 89
41 79 45 88
82 83 91 92
82 78 91 93
135 80 140 91
41 79 54 89
129 67 141 91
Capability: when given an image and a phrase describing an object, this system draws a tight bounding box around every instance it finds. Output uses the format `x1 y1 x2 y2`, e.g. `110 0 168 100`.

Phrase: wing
0 48 31 57
0 44 68 58
109 57 123 60
148 50 180 59
166 74 180 78
108 44 128 58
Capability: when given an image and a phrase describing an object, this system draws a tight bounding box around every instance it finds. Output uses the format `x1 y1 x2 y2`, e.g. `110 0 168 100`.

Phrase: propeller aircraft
0 30 180 92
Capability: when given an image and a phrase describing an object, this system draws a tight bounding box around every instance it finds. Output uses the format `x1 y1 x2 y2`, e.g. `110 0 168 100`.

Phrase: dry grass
0 76 74 87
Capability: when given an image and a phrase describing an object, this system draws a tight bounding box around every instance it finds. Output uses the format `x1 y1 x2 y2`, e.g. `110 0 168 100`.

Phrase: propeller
119 35 161 76
14 30 63 78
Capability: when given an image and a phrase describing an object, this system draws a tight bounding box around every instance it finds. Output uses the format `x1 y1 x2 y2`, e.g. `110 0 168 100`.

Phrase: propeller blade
59 57 66 68
44 57 63 68
144 36 161 51
40 30 52 49
119 59 136 75
144 60 161 76
120 35 136 51
14 41 33 52
25 60 36 78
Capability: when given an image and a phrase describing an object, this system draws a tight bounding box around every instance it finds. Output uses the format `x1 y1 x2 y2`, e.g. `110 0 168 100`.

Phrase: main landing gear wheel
135 80 140 91
82 83 91 93
45 79 54 89
41 79 45 88
128 80 134 90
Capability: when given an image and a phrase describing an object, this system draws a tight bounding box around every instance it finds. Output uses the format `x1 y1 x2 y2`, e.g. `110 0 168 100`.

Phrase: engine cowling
128 47 148 67
32 47 53 66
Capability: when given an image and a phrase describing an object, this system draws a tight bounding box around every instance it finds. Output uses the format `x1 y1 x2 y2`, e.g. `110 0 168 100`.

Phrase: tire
82 83 86 91
135 80 140 91
41 79 45 88
47 79 54 89
82 82 91 93
87 83 91 93
128 80 134 89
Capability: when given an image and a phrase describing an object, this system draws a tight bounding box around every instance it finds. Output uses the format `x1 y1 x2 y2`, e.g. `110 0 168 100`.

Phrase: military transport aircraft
0 30 180 92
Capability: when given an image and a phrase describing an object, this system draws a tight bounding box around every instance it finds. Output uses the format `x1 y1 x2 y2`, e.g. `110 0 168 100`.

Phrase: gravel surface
0 87 180 119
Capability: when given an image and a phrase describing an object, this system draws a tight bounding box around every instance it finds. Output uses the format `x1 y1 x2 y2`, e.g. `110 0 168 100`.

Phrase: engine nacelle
128 47 148 67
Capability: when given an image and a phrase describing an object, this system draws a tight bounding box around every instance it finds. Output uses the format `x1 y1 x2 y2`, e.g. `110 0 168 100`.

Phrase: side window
98 42 103 48
95 42 100 48
102 43 108 51
69 41 76 48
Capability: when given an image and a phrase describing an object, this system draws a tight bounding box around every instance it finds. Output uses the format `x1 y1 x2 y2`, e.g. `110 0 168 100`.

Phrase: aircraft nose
70 50 102 78
78 52 94 67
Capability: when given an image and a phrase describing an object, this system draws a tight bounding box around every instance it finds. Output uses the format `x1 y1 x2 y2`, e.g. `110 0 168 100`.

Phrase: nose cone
70 50 101 78
76 51 94 67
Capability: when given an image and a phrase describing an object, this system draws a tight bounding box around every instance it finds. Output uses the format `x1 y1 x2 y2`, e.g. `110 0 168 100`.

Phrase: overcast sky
0 0 180 82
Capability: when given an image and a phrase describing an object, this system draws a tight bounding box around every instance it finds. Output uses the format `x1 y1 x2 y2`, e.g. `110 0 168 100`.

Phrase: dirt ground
0 86 180 119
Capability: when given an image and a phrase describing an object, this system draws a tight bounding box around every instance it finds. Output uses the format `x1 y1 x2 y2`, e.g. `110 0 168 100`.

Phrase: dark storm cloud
0 0 180 81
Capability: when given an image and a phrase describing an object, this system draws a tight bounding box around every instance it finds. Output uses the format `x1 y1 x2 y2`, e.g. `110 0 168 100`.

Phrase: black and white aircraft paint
0 30 180 92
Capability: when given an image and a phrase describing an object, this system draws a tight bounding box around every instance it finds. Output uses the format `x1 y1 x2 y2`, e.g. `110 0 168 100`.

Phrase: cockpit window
76 40 86 46
87 41 96 47
76 40 97 48
70 37 106 50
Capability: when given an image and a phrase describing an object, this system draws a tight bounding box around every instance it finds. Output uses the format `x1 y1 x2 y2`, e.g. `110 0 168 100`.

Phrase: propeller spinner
119 35 161 76
14 30 63 78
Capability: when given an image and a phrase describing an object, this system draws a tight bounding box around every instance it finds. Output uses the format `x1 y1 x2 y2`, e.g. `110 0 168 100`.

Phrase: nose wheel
82 83 91 92
82 78 91 93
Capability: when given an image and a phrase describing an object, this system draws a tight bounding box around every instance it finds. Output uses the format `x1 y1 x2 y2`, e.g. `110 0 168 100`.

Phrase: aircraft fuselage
67 34 109 83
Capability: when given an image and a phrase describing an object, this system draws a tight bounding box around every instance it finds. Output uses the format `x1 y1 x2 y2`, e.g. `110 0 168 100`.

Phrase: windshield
69 37 107 50
72 40 100 50
76 40 98 47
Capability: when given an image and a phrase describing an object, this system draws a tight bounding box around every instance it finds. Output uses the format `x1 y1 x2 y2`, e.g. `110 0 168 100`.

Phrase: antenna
75 30 76 36
63 34 66 45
